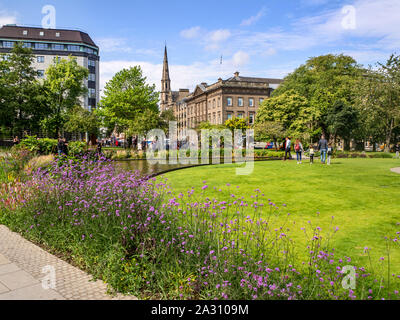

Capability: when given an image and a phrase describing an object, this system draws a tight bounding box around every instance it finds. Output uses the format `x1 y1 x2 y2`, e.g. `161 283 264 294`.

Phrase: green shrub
20 136 57 155
68 141 87 157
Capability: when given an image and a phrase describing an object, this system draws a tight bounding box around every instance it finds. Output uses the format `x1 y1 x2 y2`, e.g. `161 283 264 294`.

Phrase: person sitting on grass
395 143 400 159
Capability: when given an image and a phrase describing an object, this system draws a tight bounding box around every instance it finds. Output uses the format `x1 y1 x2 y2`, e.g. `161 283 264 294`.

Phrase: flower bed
1 158 399 300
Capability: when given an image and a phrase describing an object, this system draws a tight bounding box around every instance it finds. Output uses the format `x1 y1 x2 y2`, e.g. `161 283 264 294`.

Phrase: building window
227 113 233 120
37 70 45 78
37 56 45 63
52 44 65 51
88 73 96 81
68 45 81 52
39 31 44 36
238 113 244 119
56 32 60 37
88 88 96 98
249 98 254 107
22 42 32 48
249 113 254 124
88 59 96 67
227 97 232 106
53 57 61 63
35 43 48 50
238 98 243 107
3 41 14 48
23 30 28 35
259 98 264 105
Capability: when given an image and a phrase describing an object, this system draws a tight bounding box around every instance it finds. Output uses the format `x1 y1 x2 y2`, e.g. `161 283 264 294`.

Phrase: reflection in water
114 160 195 176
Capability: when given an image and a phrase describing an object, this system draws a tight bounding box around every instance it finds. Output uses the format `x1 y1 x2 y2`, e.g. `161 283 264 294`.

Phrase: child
327 145 333 165
309 145 315 164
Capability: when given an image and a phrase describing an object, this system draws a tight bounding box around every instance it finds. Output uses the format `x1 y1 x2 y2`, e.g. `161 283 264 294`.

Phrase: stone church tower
160 45 171 112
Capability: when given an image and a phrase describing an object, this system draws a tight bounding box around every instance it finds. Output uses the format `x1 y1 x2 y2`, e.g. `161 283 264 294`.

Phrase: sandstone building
160 46 283 133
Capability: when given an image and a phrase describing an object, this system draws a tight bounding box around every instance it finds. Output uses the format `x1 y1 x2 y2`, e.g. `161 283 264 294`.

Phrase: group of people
283 135 333 165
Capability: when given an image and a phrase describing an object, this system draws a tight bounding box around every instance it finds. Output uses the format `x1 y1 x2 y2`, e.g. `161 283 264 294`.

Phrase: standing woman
294 139 304 164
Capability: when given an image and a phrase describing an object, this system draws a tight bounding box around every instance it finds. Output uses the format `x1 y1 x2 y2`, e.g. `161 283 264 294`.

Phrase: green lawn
162 158 400 274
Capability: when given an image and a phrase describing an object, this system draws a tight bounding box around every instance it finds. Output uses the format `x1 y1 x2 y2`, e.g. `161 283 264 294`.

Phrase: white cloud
0 10 17 27
232 51 250 67
96 38 132 53
207 29 231 42
100 54 262 97
180 26 202 39
240 7 267 26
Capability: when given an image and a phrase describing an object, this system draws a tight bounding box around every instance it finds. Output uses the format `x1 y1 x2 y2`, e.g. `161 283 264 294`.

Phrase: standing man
57 137 65 156
284 137 292 161
318 135 328 164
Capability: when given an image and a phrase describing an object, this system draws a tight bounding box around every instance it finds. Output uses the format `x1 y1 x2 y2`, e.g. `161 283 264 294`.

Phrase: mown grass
162 158 400 275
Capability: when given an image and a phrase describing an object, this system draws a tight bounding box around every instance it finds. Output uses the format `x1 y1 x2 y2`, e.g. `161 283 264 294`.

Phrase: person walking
294 139 304 164
318 135 328 164
309 145 315 164
395 143 400 159
141 138 147 152
284 137 292 161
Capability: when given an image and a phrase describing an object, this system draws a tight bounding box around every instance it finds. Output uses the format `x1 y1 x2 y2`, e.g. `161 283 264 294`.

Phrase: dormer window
56 32 60 37
23 30 28 36
39 31 44 36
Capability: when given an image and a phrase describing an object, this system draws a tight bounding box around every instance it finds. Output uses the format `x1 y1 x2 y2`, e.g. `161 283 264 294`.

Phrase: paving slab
0 254 10 265
0 283 65 300
0 270 39 290
0 225 137 300
0 282 9 294
0 263 20 276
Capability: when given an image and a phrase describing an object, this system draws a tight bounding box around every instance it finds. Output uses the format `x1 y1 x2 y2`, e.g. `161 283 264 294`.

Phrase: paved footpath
391 167 400 174
0 225 137 300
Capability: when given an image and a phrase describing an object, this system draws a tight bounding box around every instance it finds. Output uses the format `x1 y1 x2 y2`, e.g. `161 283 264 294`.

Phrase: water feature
114 159 197 176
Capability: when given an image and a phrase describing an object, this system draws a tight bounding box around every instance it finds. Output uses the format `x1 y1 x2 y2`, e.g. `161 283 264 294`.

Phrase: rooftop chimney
234 71 240 77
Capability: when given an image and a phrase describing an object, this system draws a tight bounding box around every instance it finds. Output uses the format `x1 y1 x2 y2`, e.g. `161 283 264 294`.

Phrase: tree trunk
385 118 394 152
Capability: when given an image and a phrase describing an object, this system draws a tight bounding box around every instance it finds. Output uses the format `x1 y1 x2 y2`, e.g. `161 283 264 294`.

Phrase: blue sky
1 0 399 93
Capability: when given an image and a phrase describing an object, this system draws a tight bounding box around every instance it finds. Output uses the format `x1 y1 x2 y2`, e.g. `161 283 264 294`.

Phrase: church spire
161 44 171 112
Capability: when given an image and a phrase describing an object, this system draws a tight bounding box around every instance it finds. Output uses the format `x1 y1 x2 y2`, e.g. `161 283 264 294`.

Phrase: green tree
225 117 249 131
0 43 48 136
272 54 363 138
41 56 89 137
254 121 286 150
64 106 100 136
326 100 359 151
255 90 313 141
355 54 400 151
98 66 159 136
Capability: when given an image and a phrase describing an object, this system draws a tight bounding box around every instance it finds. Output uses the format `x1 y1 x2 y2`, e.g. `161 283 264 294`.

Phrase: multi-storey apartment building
161 46 283 133
0 24 100 111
